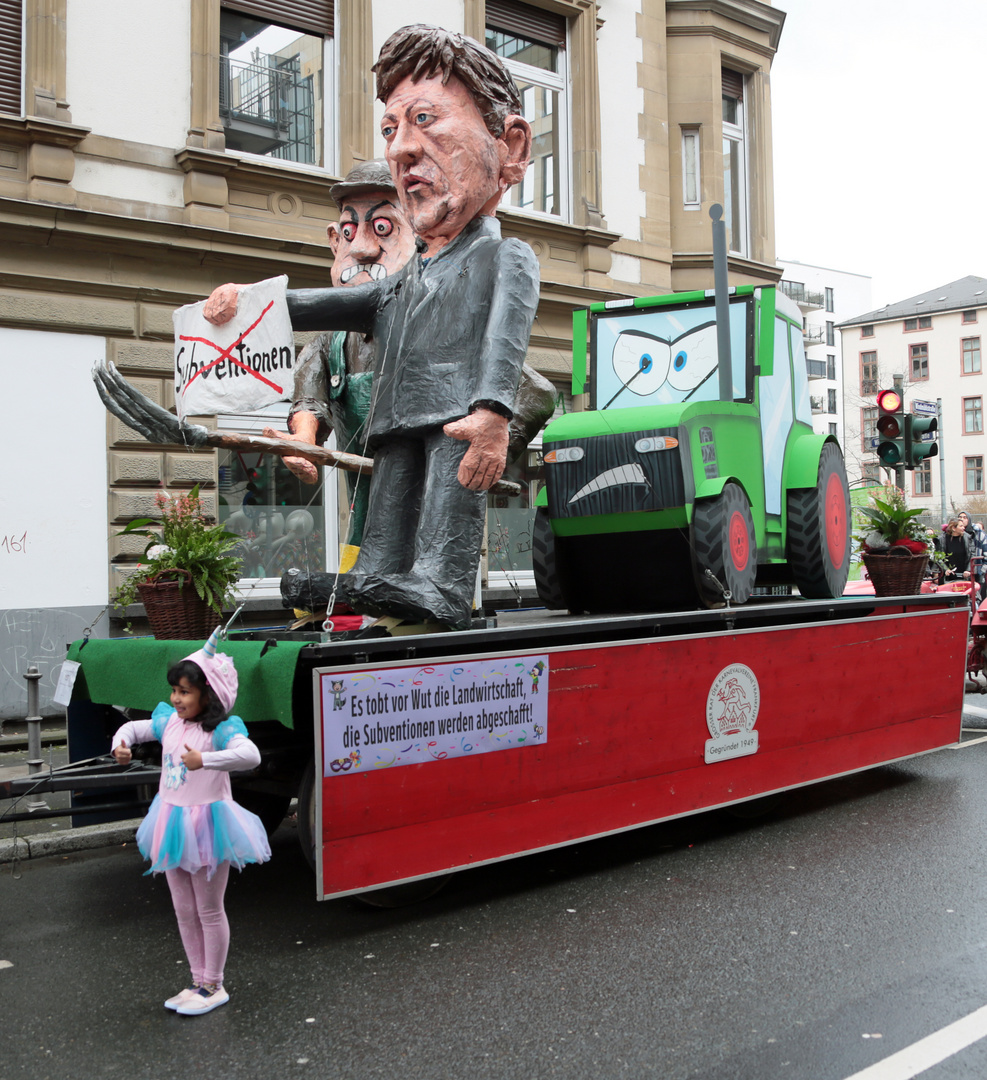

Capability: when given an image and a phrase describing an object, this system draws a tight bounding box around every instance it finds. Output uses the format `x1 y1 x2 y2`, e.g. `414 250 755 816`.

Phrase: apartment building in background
776 258 871 454
839 276 987 520
0 0 787 715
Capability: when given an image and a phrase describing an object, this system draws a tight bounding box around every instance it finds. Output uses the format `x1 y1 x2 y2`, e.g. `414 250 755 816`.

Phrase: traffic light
905 412 939 469
875 388 905 467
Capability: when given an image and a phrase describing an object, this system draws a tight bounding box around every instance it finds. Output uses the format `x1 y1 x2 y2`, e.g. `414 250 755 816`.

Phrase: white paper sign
52 659 81 707
320 656 549 775
173 275 294 418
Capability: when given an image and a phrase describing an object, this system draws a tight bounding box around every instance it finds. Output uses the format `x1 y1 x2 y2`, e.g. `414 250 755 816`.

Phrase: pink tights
165 863 231 987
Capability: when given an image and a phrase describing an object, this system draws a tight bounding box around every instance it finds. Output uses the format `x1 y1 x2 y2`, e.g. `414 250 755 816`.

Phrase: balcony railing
802 325 826 347
810 396 824 414
806 358 827 380
779 281 825 310
219 53 316 164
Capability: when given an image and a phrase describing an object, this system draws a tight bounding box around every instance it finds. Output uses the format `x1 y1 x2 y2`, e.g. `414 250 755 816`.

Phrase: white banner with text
173 275 293 418
320 656 549 774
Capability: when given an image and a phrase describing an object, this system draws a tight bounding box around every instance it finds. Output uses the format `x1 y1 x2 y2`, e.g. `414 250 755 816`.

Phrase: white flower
146 544 170 559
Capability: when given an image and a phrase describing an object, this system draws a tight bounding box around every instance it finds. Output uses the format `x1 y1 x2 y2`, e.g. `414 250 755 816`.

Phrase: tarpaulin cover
65 637 307 729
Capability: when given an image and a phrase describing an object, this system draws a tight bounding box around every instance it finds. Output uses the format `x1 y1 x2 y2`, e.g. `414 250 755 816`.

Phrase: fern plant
114 484 242 612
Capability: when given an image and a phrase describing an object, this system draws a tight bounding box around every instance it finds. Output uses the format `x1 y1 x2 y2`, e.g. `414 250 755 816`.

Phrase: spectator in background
943 518 975 583
957 511 986 599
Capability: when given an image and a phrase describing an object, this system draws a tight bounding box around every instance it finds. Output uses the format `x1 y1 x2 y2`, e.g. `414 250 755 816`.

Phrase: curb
0 818 141 864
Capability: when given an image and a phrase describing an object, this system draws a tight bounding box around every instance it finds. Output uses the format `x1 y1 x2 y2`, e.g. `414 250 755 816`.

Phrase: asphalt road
6 720 987 1080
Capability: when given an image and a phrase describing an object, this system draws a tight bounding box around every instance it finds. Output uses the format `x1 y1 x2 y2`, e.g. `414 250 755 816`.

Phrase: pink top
113 712 261 808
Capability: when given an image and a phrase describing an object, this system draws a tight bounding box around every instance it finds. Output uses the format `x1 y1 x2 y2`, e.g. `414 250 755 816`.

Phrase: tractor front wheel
691 483 758 607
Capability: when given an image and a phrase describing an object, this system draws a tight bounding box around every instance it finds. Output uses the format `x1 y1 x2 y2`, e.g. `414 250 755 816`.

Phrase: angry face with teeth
328 185 415 290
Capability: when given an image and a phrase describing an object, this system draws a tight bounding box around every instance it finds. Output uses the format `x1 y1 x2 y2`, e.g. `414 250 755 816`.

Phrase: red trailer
307 593 967 899
14 592 963 902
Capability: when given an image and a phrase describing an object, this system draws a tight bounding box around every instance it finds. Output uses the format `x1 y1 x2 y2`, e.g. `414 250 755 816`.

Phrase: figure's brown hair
373 24 522 137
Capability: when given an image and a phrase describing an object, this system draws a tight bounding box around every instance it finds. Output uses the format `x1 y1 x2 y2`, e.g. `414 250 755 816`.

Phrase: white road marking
954 733 987 749
842 1003 987 1080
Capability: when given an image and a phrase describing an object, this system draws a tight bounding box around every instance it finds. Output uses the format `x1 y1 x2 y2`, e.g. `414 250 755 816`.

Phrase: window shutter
485 0 566 48
221 0 333 37
721 67 744 101
0 0 21 116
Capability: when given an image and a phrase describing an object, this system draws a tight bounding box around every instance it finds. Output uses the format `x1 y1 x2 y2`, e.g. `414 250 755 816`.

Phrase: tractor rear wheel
787 442 851 599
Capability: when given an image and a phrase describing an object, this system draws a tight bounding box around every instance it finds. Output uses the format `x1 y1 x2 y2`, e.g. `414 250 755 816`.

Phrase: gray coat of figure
283 214 539 629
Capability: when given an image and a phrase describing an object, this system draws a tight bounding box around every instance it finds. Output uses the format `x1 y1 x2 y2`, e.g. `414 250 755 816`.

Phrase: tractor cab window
590 296 752 411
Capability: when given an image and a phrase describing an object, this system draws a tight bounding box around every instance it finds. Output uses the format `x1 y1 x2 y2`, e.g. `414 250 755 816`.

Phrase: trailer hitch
0 756 161 801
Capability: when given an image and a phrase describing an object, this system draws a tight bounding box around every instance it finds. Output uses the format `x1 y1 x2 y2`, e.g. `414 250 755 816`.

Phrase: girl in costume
111 629 270 1015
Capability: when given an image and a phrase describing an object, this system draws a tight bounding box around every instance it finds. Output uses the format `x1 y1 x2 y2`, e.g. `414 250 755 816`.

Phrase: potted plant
854 483 931 595
114 485 242 638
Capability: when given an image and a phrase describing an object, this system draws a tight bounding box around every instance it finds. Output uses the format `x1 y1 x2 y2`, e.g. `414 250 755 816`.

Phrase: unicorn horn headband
201 626 221 659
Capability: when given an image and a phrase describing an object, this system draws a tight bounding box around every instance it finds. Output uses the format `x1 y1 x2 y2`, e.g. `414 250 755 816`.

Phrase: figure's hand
93 361 210 447
182 744 204 771
203 283 242 325
444 409 510 492
112 743 132 765
262 415 321 484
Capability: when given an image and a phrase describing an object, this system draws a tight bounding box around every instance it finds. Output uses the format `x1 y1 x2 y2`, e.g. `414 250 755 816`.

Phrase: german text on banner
173 276 293 418
320 656 549 774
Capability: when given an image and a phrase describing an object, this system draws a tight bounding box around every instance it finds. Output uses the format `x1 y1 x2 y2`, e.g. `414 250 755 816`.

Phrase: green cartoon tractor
533 283 851 612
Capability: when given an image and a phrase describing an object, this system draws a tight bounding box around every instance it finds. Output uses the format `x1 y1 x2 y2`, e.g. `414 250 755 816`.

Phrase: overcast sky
770 0 987 310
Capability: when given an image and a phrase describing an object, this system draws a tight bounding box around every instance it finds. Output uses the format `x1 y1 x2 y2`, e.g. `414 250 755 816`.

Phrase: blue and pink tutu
136 795 271 879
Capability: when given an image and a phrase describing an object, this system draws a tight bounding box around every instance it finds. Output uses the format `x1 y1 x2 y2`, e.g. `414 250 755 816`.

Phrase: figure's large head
328 159 416 288
373 25 532 251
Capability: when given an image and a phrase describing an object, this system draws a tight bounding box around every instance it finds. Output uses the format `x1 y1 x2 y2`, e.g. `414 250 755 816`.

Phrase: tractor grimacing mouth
568 463 651 504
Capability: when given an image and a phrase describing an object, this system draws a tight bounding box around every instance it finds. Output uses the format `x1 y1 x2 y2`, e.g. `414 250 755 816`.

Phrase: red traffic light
876 387 905 464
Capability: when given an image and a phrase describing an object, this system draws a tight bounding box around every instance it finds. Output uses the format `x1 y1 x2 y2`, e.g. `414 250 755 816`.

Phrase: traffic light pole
938 397 946 523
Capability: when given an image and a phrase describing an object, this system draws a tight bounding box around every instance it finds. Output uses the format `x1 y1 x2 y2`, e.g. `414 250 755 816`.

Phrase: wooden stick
204 431 521 497
205 431 374 474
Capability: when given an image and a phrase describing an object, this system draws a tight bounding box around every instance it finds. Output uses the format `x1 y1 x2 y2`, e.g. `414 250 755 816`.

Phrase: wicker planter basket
136 569 220 640
862 551 929 597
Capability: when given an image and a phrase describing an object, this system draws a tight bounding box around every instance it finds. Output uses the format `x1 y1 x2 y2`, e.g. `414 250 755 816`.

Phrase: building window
910 343 929 380
216 407 335 586
963 337 982 374
781 280 806 304
827 388 837 414
965 397 983 434
967 456 984 494
862 405 877 451
825 287 834 313
904 315 932 331
825 321 835 347
862 462 881 483
913 459 932 496
861 324 874 337
829 422 838 436
486 440 545 582
219 3 332 167
861 351 878 394
681 128 701 209
721 68 748 256
487 1 569 220
0 0 21 116
963 310 978 324
826 354 836 381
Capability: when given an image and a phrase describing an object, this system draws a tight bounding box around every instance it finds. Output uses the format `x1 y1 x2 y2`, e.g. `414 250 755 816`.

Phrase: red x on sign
178 300 284 398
